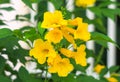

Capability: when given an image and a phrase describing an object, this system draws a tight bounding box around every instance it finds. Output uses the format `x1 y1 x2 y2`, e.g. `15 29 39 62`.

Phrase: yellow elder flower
94 64 105 74
41 10 67 28
74 23 91 41
45 28 63 43
29 39 56 64
60 48 73 58
72 45 87 66
61 26 76 48
61 26 75 34
48 55 74 77
107 77 118 82
75 0 96 7
68 17 83 26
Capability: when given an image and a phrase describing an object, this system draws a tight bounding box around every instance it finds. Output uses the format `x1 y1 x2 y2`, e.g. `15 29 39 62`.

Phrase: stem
95 47 105 65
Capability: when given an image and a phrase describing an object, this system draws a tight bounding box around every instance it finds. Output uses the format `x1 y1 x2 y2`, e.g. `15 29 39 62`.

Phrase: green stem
95 47 105 66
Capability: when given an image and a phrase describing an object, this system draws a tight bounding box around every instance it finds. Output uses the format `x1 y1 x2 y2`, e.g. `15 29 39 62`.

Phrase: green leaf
18 67 30 82
88 7 102 17
50 0 64 9
61 8 72 19
16 14 31 21
93 18 106 33
99 78 108 82
37 0 47 21
0 20 5 25
102 8 117 20
30 0 42 3
109 66 120 74
98 1 115 8
95 40 108 48
61 74 77 82
52 73 77 82
13 29 23 40
4 64 18 75
13 48 28 64
0 28 13 39
14 77 23 82
0 55 6 73
76 75 99 82
23 28 40 42
38 22 46 38
99 67 108 77
116 8 120 16
115 77 120 82
18 67 41 82
0 0 10 4
86 49 95 58
0 7 14 11
22 0 34 10
52 74 61 82
0 75 12 82
90 32 119 48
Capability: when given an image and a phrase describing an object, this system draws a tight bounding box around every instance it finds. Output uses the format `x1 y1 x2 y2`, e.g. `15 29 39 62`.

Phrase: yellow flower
48 55 74 77
41 10 67 28
29 39 56 64
61 26 76 48
107 77 118 82
61 26 75 34
94 64 105 74
45 28 63 43
68 17 83 26
74 23 91 41
60 48 73 58
75 0 96 7
72 45 87 66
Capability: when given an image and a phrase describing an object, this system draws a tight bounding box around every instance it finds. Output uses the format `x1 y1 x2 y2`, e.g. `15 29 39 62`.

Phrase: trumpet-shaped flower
74 23 91 41
29 39 56 64
72 45 87 66
75 0 96 7
68 17 83 26
94 64 105 74
48 55 74 77
41 10 67 28
45 28 63 43
61 26 76 48
107 77 118 82
60 48 73 58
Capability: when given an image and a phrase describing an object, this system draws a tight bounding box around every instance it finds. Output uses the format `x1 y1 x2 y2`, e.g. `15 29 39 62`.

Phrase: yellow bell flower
60 48 73 58
72 45 87 66
68 17 83 26
75 0 96 7
74 22 91 41
107 77 118 82
94 64 105 74
45 28 63 43
29 39 56 64
61 26 76 48
48 55 74 77
41 10 67 28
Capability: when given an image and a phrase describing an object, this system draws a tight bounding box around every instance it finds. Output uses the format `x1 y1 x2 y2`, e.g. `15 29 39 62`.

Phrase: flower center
42 49 49 54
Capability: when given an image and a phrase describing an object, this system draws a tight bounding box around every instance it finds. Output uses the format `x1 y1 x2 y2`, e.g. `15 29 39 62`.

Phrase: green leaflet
90 32 119 48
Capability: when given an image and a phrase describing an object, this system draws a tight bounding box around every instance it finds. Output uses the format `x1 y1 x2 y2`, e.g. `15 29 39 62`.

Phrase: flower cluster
30 10 90 77
75 0 96 7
